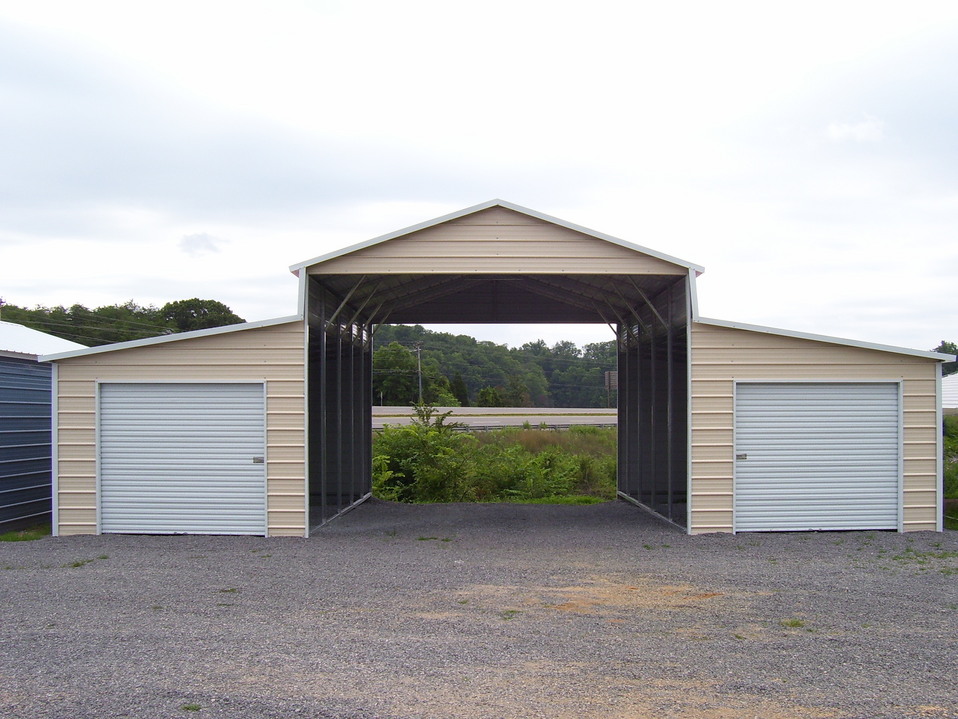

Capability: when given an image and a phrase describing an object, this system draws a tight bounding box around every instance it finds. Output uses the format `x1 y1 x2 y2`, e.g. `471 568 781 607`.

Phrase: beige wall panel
903 394 937 410
903 426 938 443
689 478 733 493
903 444 937 461
57 459 95 476
690 445 733 462
59 508 96 526
691 364 931 381
57 429 95 446
58 396 95 412
268 510 305 528
267 385 305 399
267 413 307 430
267 479 306 495
691 460 734 478
905 459 939 475
690 510 733 533
307 209 688 275
58 493 95 509
312 256 684 274
267 430 305 447
59 525 96 536
267 396 305 412
268 464 306 479
903 489 938 504
59 365 304 382
691 428 733 445
52 322 307 537
902 509 937 528
690 413 733 429
690 396 733 412
268 446 304 462
58 476 94 492
267 495 305 511
268 527 306 537
690 494 735 510
448 207 544 225
690 321 942 534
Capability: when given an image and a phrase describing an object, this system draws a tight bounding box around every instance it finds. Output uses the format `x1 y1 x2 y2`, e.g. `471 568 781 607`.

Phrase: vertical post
414 342 423 404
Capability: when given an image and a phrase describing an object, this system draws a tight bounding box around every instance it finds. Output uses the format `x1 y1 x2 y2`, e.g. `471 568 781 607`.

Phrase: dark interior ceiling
310 273 684 325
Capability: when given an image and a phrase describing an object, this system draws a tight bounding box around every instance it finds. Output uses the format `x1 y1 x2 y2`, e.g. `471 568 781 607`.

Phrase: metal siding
0 357 52 531
99 383 267 535
734 382 900 531
308 209 687 276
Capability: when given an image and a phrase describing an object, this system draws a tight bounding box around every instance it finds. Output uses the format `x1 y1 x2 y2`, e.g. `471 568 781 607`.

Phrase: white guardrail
372 407 617 431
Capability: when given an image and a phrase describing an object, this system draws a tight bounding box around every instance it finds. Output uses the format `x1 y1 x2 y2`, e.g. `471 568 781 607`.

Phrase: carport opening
306 273 689 532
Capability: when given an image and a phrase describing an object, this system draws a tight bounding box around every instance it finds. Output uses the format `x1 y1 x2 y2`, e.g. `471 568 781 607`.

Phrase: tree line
3 298 952 406
372 324 617 408
0 299 245 347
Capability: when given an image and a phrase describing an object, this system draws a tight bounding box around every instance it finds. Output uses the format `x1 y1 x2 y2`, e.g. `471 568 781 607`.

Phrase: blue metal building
0 321 84 532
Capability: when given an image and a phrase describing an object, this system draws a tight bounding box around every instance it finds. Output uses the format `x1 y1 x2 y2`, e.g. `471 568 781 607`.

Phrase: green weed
0 524 50 542
780 619 806 628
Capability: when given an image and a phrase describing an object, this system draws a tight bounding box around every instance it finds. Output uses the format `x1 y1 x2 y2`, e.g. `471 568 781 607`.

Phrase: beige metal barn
43 200 953 536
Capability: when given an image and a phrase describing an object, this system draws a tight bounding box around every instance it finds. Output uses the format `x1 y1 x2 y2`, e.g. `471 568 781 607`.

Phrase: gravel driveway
2 499 956 719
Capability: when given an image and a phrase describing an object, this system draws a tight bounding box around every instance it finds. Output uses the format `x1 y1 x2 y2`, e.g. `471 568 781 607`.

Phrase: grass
780 619 806 629
0 524 50 542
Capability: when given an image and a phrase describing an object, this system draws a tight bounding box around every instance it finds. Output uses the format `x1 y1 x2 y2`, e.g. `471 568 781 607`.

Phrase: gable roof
290 199 705 275
0 321 86 358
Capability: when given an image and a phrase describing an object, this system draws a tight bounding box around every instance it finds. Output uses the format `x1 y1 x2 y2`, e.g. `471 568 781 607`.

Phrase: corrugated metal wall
617 277 689 527
307 280 373 528
0 356 52 532
53 321 306 537
690 322 940 534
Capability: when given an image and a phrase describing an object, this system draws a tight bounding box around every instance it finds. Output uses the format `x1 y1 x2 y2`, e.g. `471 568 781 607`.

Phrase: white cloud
825 115 885 143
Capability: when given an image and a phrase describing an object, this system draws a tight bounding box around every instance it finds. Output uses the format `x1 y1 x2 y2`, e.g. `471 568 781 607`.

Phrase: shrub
372 413 617 503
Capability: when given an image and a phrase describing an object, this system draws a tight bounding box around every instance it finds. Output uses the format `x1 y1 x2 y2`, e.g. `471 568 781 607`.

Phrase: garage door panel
734 382 900 532
99 383 266 535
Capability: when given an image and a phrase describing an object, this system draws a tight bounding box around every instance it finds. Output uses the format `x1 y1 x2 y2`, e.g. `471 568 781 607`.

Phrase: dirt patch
459 575 733 619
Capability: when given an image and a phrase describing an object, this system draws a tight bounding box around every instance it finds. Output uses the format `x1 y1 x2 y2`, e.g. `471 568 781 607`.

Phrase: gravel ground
1 499 957 719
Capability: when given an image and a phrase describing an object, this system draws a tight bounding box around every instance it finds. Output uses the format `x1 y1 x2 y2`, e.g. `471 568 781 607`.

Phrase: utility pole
413 342 423 404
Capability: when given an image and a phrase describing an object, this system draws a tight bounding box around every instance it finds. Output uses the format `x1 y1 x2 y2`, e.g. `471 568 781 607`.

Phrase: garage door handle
736 453 748 460
252 456 265 464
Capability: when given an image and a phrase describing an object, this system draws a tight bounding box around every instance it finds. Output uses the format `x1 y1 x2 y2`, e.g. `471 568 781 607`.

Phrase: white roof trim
289 199 705 275
697 316 955 362
41 314 303 362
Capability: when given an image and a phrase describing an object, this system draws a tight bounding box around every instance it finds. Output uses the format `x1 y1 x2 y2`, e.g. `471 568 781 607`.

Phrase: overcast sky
2 1 957 351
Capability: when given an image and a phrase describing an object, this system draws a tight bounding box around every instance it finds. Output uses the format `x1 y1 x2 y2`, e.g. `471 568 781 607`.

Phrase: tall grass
372 409 617 504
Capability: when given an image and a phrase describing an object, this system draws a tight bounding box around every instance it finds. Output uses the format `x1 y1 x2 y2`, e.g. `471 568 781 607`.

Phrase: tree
450 372 470 406
477 386 503 407
373 342 419 405
161 298 244 332
934 341 957 376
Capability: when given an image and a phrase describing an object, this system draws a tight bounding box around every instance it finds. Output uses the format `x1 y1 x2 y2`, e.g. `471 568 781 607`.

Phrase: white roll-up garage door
99 383 266 535
734 382 900 532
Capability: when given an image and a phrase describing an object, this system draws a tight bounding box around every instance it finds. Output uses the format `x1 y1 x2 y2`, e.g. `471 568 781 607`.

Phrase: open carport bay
2 500 956 719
